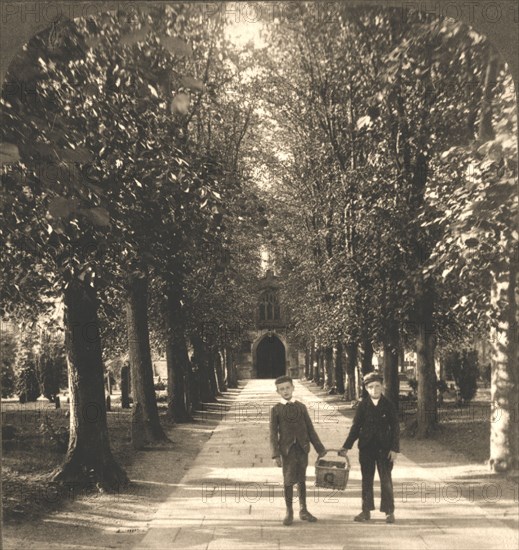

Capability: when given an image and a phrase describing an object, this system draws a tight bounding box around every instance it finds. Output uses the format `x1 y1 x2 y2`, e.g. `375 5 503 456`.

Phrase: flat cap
363 371 383 385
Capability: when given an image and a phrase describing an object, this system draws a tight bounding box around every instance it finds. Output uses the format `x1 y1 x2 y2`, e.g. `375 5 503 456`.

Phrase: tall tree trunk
415 278 438 437
126 272 168 445
361 338 374 376
188 354 201 412
214 350 226 393
313 347 321 384
222 348 228 386
165 286 190 422
478 46 517 471
304 345 311 380
360 338 374 399
191 334 215 403
120 364 130 409
324 346 334 392
225 347 238 389
489 261 519 471
309 341 316 382
207 347 220 398
53 279 128 489
335 342 345 395
345 342 357 401
318 348 326 388
383 320 400 408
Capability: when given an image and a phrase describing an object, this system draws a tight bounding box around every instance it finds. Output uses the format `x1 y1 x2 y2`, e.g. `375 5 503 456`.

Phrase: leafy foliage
15 351 41 404
253 6 516 363
36 330 67 401
444 350 479 403
1 363 16 399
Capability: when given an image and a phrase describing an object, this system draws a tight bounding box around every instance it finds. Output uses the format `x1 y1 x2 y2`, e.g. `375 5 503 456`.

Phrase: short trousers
282 442 308 485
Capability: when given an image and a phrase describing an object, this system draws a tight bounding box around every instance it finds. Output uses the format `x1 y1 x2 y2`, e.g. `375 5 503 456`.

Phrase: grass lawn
2 398 139 523
1 391 230 525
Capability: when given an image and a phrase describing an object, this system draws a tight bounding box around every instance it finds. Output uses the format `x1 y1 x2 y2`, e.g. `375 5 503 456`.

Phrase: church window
259 290 281 321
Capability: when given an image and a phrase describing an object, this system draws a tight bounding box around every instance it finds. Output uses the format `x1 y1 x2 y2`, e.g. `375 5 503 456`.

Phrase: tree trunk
120 364 130 408
165 286 191 422
207 348 220 398
383 320 400 408
345 342 357 401
126 272 168 446
360 338 374 398
214 350 226 392
324 346 334 392
53 279 128 489
304 346 311 380
190 363 201 411
318 348 326 388
478 45 517 471
313 348 321 384
361 338 374 376
191 334 215 403
310 341 316 382
415 278 438 437
489 261 519 472
225 347 238 389
335 342 345 395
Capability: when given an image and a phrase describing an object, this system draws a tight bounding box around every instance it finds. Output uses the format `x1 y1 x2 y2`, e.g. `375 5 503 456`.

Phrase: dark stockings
284 482 307 511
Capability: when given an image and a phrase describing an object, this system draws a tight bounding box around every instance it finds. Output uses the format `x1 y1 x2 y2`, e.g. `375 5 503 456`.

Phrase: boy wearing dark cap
339 371 400 524
270 375 327 526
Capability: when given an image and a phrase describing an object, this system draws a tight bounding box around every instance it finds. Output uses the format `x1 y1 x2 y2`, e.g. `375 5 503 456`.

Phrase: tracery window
259 290 280 321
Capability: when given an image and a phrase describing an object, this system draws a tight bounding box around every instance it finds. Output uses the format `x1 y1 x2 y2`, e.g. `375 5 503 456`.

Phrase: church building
236 269 304 380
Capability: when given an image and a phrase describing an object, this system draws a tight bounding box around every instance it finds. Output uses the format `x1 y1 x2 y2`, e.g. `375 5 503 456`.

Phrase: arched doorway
256 334 286 379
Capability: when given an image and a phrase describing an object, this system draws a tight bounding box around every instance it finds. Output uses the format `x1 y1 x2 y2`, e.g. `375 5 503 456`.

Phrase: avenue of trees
1 5 264 488
251 6 517 471
1 2 517 488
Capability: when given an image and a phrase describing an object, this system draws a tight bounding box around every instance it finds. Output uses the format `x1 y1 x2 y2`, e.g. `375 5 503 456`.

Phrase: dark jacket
270 400 325 458
342 394 400 452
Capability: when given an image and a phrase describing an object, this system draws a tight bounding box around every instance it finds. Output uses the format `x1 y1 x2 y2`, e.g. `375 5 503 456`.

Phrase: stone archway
255 333 286 379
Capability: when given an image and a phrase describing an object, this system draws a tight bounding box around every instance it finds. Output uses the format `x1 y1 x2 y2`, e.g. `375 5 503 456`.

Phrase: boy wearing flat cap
339 371 400 524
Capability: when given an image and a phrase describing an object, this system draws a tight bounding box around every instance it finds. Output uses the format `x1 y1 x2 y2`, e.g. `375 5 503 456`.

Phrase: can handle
316 449 350 469
322 448 348 455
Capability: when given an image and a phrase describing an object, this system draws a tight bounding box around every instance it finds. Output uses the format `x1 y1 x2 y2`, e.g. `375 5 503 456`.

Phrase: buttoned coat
270 400 325 458
342 394 400 452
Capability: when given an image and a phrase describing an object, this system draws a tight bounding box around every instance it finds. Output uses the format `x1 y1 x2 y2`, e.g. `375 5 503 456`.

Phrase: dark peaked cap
363 372 383 385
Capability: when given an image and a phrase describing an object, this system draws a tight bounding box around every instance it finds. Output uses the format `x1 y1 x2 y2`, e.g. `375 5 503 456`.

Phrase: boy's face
365 381 383 399
276 381 294 401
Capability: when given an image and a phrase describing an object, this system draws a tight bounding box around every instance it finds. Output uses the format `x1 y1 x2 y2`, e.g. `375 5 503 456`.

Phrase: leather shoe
299 509 317 522
386 513 395 524
283 510 293 526
354 511 371 522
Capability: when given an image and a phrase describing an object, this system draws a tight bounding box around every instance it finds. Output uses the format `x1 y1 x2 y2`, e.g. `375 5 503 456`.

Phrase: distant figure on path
340 371 400 524
270 375 327 526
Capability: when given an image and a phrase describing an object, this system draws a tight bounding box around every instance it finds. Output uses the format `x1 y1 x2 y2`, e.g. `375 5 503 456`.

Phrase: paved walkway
134 380 518 550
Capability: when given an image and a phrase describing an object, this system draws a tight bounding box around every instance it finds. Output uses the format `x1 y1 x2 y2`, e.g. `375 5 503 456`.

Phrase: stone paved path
134 380 518 550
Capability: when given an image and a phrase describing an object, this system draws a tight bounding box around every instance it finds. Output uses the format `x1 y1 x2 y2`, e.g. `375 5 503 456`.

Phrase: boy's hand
388 451 399 462
273 456 282 467
338 448 348 457
318 449 327 458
